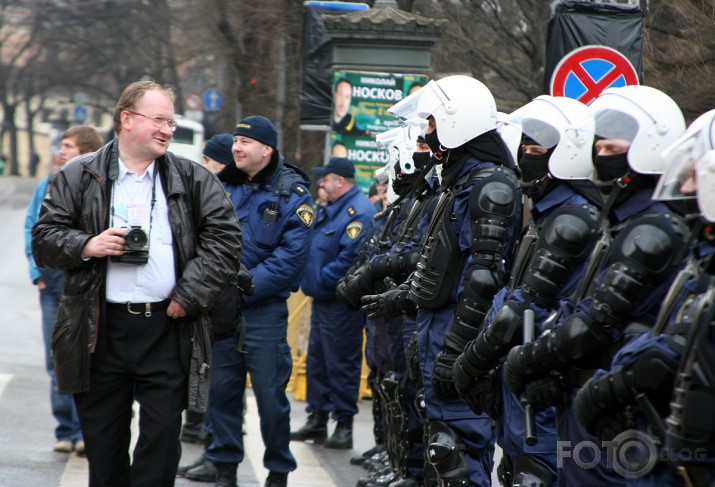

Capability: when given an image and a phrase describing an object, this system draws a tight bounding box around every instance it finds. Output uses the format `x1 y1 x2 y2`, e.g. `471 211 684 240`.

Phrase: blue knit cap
203 134 234 166
234 115 278 149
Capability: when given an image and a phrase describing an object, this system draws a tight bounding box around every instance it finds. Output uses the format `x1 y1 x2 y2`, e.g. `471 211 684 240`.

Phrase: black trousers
74 305 187 487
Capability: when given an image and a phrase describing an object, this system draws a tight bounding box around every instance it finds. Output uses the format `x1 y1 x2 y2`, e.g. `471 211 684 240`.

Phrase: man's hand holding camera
81 227 187 319
82 227 128 259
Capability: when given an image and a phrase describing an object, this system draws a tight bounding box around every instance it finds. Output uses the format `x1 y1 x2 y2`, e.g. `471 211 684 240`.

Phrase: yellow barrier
286 290 371 401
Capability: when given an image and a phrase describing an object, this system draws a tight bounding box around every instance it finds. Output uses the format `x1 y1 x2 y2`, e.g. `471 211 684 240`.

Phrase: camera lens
126 228 147 247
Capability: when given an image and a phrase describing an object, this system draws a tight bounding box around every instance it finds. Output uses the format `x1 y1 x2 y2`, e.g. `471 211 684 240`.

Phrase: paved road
0 175 501 487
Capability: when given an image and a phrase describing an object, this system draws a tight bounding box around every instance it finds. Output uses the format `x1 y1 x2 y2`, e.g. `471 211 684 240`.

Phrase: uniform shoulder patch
295 203 314 227
346 221 363 240
347 207 356 216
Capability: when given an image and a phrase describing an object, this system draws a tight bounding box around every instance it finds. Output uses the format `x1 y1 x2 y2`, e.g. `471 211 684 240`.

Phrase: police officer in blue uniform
183 115 314 487
292 156 376 449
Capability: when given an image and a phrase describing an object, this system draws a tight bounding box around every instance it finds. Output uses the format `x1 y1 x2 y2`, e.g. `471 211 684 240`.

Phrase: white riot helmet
588 85 686 175
655 109 715 222
375 119 428 203
388 75 498 149
508 95 594 179
496 112 522 164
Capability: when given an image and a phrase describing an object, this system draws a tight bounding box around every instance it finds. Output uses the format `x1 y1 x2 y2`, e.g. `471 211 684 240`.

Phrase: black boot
177 451 206 477
215 462 238 487
184 458 218 482
324 417 353 449
180 410 208 444
290 412 329 443
350 444 385 466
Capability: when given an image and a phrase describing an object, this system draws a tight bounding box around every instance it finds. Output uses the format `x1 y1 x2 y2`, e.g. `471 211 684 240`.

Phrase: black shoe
177 451 206 477
184 459 218 482
324 417 353 449
290 412 329 443
356 466 392 487
388 478 419 487
350 444 385 465
366 469 398 486
180 426 209 444
264 471 288 487
215 462 238 487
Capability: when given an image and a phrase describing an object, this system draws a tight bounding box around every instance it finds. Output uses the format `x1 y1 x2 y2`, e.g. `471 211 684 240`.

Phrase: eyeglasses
126 110 178 132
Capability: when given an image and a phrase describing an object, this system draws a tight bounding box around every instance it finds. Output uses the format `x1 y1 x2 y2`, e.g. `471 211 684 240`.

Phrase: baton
522 309 537 446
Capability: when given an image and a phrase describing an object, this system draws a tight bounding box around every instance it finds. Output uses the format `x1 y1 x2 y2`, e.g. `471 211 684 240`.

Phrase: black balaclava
593 153 630 194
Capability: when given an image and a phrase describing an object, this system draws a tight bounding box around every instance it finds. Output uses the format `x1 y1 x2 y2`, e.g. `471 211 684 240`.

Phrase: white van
168 116 205 163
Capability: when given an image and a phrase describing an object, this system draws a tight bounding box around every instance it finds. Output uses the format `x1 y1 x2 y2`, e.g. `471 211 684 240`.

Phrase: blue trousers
40 287 82 442
417 308 495 487
557 398 626 486
496 366 558 486
207 302 296 473
306 300 364 421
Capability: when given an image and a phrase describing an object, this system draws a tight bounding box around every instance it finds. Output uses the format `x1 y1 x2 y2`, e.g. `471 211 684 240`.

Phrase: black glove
521 373 569 412
453 348 485 394
361 285 410 320
503 351 527 398
432 350 459 400
336 275 360 309
460 369 501 419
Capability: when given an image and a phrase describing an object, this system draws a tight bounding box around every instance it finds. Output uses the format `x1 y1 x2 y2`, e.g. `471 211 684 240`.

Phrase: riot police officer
365 75 523 486
453 95 602 487
504 86 688 486
574 109 715 487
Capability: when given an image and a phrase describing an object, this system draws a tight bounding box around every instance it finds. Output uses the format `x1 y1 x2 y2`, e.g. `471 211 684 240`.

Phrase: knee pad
511 455 554 487
427 421 469 486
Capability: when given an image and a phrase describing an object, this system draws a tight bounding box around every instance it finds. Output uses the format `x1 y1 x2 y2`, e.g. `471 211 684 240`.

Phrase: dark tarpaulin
544 1 645 94
301 6 334 127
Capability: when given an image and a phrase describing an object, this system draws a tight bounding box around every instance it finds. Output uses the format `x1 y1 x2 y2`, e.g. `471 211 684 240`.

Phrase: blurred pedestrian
29 151 40 177
25 125 103 455
32 80 242 487
202 134 234 175
292 156 376 449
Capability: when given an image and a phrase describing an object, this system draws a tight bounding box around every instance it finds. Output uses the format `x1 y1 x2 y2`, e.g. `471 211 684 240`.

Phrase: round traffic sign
550 45 639 104
184 92 203 111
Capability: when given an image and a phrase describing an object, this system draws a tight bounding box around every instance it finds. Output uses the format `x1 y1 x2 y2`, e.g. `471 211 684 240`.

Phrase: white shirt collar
117 158 156 182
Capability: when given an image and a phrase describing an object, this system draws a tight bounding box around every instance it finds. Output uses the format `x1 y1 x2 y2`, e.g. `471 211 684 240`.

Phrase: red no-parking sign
550 46 639 104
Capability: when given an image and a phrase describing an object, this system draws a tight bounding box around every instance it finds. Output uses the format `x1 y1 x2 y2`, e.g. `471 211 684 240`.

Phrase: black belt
106 299 170 317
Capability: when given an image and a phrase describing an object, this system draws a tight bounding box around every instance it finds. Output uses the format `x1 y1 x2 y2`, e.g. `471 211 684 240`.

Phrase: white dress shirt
105 159 176 303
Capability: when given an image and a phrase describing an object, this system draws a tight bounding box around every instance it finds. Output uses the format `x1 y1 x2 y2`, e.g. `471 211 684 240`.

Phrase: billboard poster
329 70 430 193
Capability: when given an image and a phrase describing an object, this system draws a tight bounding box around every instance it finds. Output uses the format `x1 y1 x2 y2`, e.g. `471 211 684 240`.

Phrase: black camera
111 226 149 265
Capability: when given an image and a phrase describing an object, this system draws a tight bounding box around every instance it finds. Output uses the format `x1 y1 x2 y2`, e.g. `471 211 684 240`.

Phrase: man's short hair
334 77 352 93
63 125 104 154
113 80 176 134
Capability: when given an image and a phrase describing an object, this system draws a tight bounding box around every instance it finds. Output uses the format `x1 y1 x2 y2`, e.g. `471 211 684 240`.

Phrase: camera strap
110 162 159 234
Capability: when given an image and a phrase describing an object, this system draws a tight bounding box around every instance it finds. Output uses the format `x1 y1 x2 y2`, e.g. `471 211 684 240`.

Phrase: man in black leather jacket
32 80 242 487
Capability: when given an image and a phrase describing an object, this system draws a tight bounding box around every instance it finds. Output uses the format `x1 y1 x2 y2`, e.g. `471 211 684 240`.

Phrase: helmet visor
388 80 443 121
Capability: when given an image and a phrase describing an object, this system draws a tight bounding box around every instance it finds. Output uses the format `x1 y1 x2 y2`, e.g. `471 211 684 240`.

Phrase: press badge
127 203 147 227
